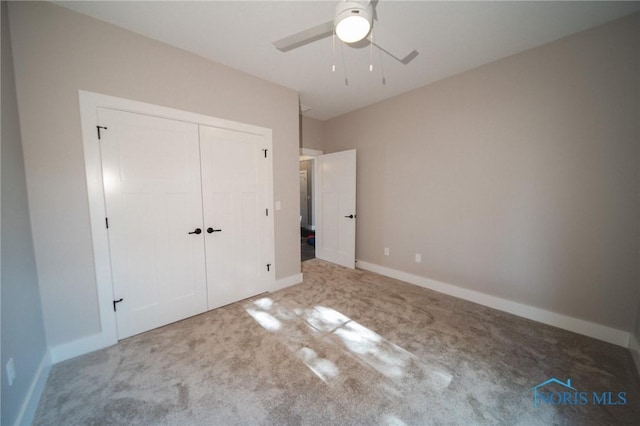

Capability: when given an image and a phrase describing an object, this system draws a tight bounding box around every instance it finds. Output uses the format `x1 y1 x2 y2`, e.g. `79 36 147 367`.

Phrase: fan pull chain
332 32 336 72
369 30 374 72
379 46 386 85
340 40 349 85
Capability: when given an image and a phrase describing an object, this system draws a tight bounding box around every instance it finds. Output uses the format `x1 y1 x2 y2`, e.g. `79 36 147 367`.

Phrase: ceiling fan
273 0 418 65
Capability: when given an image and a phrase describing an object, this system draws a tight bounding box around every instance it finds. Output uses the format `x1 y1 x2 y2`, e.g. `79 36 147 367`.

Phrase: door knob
344 214 355 219
188 228 202 235
207 227 222 233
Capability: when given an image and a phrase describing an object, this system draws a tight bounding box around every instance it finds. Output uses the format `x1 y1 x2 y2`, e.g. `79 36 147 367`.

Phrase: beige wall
300 115 326 151
632 303 640 373
1 3 49 423
324 13 640 332
633 34 640 368
8 1 300 347
299 116 324 230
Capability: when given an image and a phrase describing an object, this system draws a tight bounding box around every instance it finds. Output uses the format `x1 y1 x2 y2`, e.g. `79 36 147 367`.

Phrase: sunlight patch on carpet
244 297 452 393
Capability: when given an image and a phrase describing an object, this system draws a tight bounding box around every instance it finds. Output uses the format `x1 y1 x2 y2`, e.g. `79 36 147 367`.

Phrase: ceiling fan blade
371 23 418 64
273 20 334 52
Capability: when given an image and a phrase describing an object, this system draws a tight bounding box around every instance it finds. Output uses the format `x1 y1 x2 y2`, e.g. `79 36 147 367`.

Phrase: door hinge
266 208 269 216
262 149 268 158
105 217 109 229
266 263 271 272
113 298 123 312
96 125 108 140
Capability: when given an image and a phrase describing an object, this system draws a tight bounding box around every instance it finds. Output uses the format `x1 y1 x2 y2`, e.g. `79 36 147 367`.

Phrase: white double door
99 108 273 339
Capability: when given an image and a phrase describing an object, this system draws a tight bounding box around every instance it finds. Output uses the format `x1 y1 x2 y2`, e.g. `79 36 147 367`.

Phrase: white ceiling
56 1 640 120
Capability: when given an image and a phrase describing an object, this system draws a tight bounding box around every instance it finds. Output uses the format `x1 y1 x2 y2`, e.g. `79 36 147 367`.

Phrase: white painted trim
356 260 630 347
14 350 51 426
49 332 115 364
629 333 640 376
78 90 275 360
299 155 318 230
270 273 304 292
78 92 120 359
300 148 323 157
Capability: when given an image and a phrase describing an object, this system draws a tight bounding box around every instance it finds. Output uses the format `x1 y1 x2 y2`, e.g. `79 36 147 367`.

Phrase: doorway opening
299 147 357 268
299 149 321 262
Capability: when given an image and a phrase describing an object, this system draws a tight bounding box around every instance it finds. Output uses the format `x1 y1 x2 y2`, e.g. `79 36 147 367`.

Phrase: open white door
316 149 357 268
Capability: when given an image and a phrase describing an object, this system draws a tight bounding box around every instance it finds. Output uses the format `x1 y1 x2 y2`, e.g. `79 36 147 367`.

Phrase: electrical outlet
6 358 16 386
384 247 389 256
415 253 422 263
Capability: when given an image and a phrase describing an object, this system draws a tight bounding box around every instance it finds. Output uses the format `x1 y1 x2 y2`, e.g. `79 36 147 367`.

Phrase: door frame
299 148 322 259
299 148 323 233
299 169 309 228
78 90 274 354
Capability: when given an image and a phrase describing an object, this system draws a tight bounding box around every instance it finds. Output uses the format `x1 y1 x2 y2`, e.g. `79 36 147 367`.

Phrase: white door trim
76 90 273 360
299 170 308 228
300 147 323 159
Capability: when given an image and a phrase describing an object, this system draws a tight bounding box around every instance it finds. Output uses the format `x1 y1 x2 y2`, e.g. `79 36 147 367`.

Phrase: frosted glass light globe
336 15 371 43
334 2 372 44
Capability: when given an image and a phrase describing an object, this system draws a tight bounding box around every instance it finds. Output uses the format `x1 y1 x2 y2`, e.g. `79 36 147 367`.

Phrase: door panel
200 125 274 309
99 108 208 339
316 150 357 268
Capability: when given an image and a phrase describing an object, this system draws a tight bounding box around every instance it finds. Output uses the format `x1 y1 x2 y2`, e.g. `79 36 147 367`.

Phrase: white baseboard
356 260 630 347
630 333 640 376
50 332 116 364
50 275 305 364
271 273 304 292
14 349 51 426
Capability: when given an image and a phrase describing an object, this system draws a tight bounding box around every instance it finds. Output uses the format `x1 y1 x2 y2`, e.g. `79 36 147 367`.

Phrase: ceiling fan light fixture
334 1 372 43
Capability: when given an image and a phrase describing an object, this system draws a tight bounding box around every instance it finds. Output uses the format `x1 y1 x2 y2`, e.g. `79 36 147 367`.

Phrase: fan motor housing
334 1 373 43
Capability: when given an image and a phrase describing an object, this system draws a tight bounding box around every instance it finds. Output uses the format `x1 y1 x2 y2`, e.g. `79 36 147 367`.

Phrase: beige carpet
34 259 639 425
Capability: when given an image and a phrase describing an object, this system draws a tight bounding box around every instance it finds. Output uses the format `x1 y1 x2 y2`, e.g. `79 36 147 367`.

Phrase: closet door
199 125 274 309
99 108 208 339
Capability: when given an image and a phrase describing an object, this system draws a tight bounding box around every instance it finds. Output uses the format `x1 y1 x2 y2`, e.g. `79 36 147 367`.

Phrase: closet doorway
81 91 275 342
